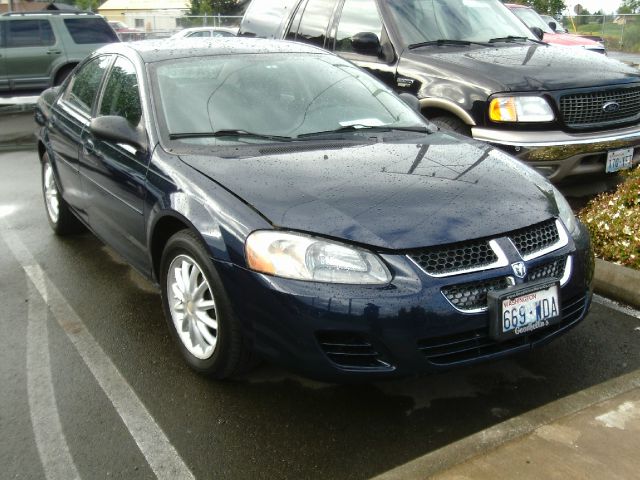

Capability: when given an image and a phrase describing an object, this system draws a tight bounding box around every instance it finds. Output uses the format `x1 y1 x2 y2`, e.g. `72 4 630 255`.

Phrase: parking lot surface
1 114 639 479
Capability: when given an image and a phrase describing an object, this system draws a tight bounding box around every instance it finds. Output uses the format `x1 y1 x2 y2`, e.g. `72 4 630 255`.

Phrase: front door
80 55 150 274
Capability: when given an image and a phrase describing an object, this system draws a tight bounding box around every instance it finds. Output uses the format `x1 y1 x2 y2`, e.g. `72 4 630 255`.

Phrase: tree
75 0 101 12
190 0 240 15
513 0 566 16
618 0 640 14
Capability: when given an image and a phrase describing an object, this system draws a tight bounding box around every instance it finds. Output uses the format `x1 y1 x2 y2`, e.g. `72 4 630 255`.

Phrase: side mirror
530 26 544 40
548 21 557 32
352 32 381 56
398 93 420 113
89 116 147 152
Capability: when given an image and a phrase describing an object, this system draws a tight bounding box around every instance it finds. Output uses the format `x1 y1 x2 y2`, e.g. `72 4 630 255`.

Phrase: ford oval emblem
603 101 621 113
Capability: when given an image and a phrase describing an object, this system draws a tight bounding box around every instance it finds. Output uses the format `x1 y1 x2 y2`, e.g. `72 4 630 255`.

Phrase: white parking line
593 294 640 320
0 226 195 480
26 280 81 480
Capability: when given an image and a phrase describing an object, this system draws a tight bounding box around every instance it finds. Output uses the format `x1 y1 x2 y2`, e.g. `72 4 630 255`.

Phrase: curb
371 369 640 480
593 258 640 309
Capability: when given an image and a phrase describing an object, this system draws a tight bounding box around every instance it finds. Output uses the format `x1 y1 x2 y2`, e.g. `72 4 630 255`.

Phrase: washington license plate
488 280 561 341
606 148 633 173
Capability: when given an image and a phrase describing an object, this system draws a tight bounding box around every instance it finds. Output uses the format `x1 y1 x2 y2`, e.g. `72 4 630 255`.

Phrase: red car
507 4 606 55
108 21 145 41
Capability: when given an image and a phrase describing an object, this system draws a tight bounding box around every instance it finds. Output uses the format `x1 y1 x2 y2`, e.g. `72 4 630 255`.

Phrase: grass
565 20 640 52
578 167 640 270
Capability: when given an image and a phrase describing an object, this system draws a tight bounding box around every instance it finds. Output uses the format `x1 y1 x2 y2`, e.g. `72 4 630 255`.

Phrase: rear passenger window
64 18 119 44
99 57 142 126
63 56 112 114
335 0 383 53
6 20 55 48
294 0 335 47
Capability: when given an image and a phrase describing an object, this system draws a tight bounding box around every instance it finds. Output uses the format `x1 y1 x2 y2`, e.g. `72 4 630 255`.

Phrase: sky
563 1 623 15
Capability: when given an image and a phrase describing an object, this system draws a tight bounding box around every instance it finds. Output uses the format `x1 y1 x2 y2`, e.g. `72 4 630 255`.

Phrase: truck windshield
386 0 535 46
511 7 554 34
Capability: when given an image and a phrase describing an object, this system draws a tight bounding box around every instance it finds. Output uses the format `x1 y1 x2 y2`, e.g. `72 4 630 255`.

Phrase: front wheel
160 230 253 379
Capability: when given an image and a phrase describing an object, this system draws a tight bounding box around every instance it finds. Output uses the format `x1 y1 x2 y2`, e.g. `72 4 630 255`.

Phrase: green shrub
578 167 640 269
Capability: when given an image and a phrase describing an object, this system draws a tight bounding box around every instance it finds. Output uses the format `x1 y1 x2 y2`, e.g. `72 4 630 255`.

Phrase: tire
429 115 472 136
160 229 253 379
54 65 75 86
41 153 83 235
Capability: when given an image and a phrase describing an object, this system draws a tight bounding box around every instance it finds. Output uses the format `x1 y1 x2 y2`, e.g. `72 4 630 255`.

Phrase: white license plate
606 148 633 173
488 281 561 341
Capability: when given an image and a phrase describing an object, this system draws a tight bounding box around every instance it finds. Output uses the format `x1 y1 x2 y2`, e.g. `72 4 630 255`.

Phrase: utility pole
8 0 15 13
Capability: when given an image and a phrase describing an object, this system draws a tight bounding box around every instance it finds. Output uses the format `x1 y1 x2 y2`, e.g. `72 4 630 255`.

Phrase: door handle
47 50 62 55
83 139 95 155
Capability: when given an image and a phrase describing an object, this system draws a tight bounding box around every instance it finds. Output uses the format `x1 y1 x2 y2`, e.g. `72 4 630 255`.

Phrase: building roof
98 0 189 10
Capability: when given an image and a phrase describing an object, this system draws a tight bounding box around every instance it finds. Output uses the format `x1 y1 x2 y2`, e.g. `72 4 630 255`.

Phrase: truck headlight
489 96 555 123
552 186 578 235
245 231 391 285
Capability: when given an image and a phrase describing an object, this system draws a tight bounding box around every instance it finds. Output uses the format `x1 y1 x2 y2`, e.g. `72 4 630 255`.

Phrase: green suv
0 11 118 92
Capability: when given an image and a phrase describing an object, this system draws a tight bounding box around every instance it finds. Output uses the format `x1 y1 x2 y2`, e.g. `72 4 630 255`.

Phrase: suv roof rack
1 11 96 17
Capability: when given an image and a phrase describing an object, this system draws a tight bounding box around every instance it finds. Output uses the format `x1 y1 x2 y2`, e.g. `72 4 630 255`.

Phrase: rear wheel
41 153 82 235
429 115 471 136
160 230 254 379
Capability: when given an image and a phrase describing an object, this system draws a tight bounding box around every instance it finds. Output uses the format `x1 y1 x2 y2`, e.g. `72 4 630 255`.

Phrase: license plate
606 148 633 173
488 280 561 341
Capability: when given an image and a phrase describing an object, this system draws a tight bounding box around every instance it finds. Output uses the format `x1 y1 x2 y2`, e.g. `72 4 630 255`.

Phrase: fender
419 98 477 126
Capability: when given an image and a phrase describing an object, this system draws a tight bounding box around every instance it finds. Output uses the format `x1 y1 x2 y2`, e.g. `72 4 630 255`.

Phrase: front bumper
472 124 640 183
216 223 594 381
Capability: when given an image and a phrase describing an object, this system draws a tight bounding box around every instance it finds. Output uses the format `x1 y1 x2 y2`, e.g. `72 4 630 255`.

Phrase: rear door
49 54 113 219
80 55 150 274
3 18 63 91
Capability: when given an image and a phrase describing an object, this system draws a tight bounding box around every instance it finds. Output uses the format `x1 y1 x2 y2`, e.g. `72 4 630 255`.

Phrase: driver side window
99 56 142 126
335 0 383 53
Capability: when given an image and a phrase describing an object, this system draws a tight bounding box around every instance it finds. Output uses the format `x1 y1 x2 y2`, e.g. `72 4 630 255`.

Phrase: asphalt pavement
1 109 639 480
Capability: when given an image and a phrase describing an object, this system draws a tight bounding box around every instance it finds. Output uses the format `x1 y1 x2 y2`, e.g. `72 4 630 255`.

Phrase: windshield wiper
408 39 489 49
297 125 429 138
488 36 539 44
169 130 293 141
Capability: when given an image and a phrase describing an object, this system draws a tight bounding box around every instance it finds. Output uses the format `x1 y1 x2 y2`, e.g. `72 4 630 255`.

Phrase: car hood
404 43 638 92
543 32 600 47
179 134 558 250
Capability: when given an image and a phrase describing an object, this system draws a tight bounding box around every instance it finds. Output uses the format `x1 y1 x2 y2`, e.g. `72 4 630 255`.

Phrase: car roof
505 3 528 8
95 37 328 63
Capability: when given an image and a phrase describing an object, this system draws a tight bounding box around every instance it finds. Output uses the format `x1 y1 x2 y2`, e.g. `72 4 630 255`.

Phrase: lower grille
317 331 391 369
418 294 587 365
442 277 511 312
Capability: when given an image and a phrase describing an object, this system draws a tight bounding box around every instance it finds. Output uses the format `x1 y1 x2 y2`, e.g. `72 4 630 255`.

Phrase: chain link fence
113 15 243 41
562 14 640 53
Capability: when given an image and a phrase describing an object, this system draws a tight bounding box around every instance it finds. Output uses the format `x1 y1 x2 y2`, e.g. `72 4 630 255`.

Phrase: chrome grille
528 256 566 282
407 239 498 276
559 87 640 127
510 219 560 258
442 277 511 312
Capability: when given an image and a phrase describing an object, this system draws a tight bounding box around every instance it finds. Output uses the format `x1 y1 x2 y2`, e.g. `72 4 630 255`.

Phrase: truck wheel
430 115 471 136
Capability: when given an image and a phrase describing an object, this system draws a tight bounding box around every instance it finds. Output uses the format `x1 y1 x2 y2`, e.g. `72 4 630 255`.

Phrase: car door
48 54 113 220
329 0 397 87
0 21 9 91
3 18 64 91
80 55 150 274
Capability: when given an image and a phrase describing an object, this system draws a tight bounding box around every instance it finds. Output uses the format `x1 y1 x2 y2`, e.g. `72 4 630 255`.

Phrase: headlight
489 96 555 123
245 231 391 285
552 186 578 235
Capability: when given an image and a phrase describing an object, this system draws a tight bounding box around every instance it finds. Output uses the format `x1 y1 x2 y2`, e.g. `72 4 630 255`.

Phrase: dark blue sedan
35 39 593 380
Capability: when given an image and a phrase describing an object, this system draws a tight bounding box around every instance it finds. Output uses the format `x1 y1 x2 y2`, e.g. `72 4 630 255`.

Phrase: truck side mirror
530 27 544 40
548 21 557 32
352 32 381 56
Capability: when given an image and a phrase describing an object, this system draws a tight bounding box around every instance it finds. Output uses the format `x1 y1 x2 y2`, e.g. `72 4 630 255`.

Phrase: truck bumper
471 124 640 182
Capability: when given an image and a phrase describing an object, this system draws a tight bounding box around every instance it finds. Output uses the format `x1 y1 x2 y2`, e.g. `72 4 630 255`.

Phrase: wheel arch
419 98 476 126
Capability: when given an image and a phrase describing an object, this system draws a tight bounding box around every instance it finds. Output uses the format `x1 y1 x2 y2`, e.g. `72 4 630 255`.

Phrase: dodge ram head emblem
603 101 621 113
511 262 527 279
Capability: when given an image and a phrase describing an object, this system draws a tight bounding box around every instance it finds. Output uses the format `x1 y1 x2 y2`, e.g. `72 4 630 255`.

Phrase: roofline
1 11 97 17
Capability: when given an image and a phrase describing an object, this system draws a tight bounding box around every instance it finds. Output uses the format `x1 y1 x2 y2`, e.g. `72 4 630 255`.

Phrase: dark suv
0 11 118 92
240 0 640 183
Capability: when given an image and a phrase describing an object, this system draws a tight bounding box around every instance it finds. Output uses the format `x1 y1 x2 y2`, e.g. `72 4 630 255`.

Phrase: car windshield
511 7 554 34
385 0 534 46
152 53 426 144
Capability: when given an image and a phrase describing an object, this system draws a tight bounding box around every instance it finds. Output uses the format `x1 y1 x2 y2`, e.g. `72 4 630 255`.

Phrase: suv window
6 19 55 48
63 56 112 114
293 0 335 47
335 0 383 53
99 57 142 125
64 18 119 44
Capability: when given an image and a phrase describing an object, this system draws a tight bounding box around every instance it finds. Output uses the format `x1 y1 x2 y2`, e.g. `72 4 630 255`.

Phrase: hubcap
167 255 218 359
43 162 59 223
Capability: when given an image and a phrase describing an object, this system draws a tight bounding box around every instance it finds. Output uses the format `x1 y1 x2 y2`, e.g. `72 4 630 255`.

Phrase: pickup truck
239 0 640 183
